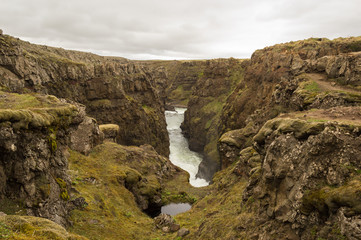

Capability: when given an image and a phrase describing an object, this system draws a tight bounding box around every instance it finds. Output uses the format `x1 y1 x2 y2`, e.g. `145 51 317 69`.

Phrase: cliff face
176 109 361 239
2 31 361 240
0 91 195 240
138 60 207 108
181 58 247 180
0 34 169 156
219 37 361 169
0 91 100 227
175 37 361 239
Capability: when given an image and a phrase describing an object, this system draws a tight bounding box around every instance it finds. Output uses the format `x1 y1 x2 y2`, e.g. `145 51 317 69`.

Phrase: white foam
165 108 209 187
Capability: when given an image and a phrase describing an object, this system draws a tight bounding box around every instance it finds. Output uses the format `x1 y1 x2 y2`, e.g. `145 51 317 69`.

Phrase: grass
302 176 361 216
0 91 78 129
88 99 112 108
67 143 161 240
99 124 119 133
0 215 87 240
253 117 326 144
173 165 251 240
263 36 361 54
303 81 320 92
67 142 206 240
168 85 191 106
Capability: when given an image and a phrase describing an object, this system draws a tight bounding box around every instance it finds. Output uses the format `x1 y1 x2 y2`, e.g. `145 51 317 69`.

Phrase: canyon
1 30 361 239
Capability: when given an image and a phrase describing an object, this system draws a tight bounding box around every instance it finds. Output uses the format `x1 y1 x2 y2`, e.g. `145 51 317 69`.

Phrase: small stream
165 108 209 187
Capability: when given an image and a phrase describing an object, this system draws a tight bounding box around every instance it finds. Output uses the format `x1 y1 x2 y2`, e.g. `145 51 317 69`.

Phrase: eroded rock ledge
0 91 99 226
0 34 169 156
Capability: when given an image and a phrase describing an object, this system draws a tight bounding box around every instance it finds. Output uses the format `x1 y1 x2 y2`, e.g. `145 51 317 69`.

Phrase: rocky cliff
0 34 169 156
137 60 207 108
2 31 361 240
176 108 361 239
180 58 247 180
219 37 361 169
0 90 100 227
174 37 361 239
0 89 198 240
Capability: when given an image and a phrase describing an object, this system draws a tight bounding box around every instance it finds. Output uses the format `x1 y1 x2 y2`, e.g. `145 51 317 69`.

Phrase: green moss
67 143 169 239
142 104 155 114
88 99 112 108
201 98 223 114
48 128 57 153
0 215 87 240
0 91 78 129
168 85 191 105
302 177 361 215
125 94 136 103
0 198 26 216
346 40 361 52
55 178 66 189
303 81 320 92
60 190 70 201
55 178 69 201
0 221 11 238
253 118 325 144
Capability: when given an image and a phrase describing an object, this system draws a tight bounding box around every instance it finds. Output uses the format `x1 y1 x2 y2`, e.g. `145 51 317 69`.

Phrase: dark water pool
161 203 192 216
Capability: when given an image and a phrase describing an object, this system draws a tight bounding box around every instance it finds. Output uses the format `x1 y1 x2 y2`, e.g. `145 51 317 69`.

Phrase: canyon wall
175 37 361 239
181 58 248 180
0 34 169 156
0 91 100 226
219 37 361 168
138 60 206 107
2 30 361 239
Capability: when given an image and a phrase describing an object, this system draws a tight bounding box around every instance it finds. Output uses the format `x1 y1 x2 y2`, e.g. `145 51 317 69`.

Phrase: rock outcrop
172 37 361 240
0 34 169 156
181 58 247 180
138 60 207 107
176 108 361 239
219 37 361 169
0 91 98 226
2 31 361 240
67 142 195 240
243 109 361 239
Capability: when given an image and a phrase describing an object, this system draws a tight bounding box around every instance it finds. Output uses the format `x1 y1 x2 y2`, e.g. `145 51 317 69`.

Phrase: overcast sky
1 0 360 60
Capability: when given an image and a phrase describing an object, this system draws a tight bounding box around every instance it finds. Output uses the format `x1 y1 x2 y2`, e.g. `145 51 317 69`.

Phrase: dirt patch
306 73 361 94
282 106 361 125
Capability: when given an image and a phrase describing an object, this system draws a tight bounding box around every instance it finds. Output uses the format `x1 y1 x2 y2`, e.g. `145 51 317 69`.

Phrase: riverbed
165 108 209 187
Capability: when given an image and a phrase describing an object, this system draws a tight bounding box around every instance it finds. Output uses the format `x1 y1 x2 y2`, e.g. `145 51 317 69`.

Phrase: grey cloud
0 0 360 59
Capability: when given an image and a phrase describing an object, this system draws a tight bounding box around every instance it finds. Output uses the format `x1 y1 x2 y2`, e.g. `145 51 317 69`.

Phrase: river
165 108 209 187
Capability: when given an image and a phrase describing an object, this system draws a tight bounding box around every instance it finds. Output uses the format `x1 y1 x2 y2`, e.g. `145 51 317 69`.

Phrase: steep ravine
181 58 248 181
166 108 209 187
1 31 361 240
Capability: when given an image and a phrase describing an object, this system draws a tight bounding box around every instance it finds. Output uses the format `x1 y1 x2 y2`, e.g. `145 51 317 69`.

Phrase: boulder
154 213 180 233
99 124 119 142
70 116 102 155
177 228 190 237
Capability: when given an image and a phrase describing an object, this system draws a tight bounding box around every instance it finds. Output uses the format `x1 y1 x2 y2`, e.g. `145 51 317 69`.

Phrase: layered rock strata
0 34 169 156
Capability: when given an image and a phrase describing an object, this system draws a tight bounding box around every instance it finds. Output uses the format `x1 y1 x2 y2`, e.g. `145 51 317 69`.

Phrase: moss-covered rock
0 215 87 240
0 34 169 156
99 124 119 142
181 58 247 181
67 142 205 239
0 91 78 129
253 117 325 144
